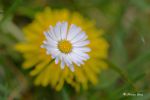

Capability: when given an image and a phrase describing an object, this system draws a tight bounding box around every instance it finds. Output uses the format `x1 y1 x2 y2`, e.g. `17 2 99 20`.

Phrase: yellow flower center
58 40 72 53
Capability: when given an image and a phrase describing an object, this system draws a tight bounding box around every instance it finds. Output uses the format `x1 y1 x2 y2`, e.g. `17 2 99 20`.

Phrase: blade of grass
0 0 22 24
127 51 150 69
0 0 23 41
105 60 137 92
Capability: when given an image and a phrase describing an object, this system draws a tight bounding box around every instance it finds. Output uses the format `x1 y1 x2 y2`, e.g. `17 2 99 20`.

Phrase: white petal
55 57 59 64
50 26 59 41
41 44 56 50
46 31 57 42
70 53 84 66
61 22 68 39
44 32 57 44
74 47 91 53
67 24 81 41
74 51 89 61
69 54 81 66
54 22 61 41
49 49 60 57
73 48 89 60
60 60 65 69
71 32 87 43
42 40 57 48
65 54 74 71
63 54 72 66
73 40 90 47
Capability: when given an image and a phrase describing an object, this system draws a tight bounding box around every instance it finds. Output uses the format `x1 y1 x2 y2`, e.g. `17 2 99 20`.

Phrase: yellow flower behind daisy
15 7 109 91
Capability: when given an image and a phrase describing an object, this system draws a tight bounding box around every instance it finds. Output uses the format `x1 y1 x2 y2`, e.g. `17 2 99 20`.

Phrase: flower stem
61 87 69 100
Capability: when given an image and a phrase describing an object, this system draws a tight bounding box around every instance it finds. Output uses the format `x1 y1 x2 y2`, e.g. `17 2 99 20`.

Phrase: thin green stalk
127 51 150 69
106 60 137 92
61 87 69 100
0 0 22 24
0 0 23 42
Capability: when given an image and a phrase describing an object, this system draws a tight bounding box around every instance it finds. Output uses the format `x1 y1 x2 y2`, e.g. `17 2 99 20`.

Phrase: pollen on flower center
58 40 72 53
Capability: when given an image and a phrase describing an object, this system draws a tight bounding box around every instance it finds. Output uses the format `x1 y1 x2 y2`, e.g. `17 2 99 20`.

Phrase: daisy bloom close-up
15 7 109 91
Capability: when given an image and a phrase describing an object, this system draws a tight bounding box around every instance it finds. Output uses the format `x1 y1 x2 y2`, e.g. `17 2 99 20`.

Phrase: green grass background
0 0 150 100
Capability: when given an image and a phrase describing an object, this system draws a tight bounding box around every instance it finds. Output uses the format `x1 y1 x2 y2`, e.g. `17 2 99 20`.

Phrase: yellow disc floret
58 40 72 53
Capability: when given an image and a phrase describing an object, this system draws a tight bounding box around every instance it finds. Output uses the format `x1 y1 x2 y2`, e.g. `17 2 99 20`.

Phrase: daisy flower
15 7 109 91
41 22 90 71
